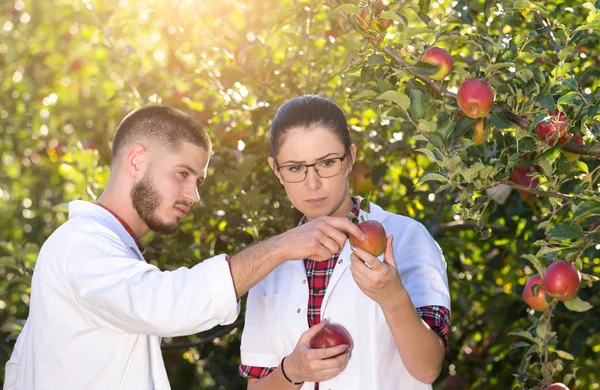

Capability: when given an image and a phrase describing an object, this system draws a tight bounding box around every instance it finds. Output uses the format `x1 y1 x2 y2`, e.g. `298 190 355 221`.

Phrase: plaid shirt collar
95 203 146 254
298 196 362 227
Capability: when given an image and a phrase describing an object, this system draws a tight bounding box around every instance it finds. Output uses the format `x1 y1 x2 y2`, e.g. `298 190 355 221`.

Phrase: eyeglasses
276 151 349 183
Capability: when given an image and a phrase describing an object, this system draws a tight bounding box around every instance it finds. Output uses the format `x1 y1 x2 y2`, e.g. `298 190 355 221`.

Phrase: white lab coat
240 201 451 390
4 200 240 390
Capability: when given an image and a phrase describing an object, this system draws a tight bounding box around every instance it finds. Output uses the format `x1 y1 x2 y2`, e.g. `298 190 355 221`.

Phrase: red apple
523 274 549 311
543 261 581 302
509 166 539 201
349 220 386 257
421 47 454 81
543 384 570 390
536 111 569 146
309 323 353 354
456 78 495 118
563 135 584 162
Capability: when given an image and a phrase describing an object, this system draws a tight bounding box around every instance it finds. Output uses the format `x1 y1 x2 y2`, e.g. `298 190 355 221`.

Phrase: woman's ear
268 157 284 185
347 143 358 173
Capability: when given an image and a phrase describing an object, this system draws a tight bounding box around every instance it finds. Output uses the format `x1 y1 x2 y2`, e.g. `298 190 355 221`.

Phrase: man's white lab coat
4 200 239 390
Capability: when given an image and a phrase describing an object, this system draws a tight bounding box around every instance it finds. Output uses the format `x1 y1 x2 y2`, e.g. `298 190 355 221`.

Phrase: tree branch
499 181 574 201
433 220 509 236
161 318 244 349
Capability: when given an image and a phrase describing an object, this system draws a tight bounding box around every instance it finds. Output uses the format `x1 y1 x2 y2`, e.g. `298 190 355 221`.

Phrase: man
3 105 365 390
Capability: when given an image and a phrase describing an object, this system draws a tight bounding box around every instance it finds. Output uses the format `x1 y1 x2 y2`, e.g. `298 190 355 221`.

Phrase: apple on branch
456 78 495 118
522 274 549 312
536 111 570 147
543 384 570 390
420 46 454 81
543 261 581 302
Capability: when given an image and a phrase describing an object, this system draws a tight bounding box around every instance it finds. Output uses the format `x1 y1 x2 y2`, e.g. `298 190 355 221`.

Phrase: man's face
131 142 209 234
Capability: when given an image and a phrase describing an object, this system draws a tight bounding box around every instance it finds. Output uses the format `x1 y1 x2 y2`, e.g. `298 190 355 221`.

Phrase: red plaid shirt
240 198 450 386
95 203 146 253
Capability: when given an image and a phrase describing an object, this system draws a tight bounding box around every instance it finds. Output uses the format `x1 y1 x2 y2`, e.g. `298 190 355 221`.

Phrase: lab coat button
338 259 343 264
297 308 301 313
302 279 307 284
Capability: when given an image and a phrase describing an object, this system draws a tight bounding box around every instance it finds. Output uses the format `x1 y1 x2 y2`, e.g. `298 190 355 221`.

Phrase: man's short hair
111 105 212 163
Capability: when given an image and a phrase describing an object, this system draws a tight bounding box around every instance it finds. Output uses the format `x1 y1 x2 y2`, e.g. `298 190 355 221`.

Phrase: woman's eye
320 159 335 168
179 171 188 178
286 165 303 173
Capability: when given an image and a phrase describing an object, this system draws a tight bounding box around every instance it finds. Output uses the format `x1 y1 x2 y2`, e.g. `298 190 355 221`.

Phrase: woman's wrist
280 355 304 386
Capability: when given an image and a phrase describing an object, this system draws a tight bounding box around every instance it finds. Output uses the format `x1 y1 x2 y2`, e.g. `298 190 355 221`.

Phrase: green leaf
484 62 516 74
353 90 378 100
553 350 575 360
546 221 583 240
377 91 411 109
418 120 436 133
557 92 583 108
408 89 426 120
536 324 547 339
418 173 448 184
573 200 600 220
563 297 593 312
508 331 543 347
334 4 361 15
360 195 372 214
536 95 555 112
490 111 513 129
379 10 406 26
522 254 546 276
416 148 438 162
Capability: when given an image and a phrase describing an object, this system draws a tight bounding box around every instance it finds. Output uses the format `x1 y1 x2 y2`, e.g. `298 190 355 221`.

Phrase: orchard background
1 0 599 388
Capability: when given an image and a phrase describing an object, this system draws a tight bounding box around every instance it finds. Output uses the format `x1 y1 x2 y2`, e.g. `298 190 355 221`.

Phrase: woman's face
269 126 356 221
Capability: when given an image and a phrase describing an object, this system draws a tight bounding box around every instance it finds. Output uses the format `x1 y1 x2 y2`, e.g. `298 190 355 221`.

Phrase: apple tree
1 0 599 389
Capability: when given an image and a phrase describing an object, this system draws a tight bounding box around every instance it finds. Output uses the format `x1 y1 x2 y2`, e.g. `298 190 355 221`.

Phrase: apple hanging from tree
509 165 539 202
536 111 569 146
542 384 570 390
309 323 354 355
543 261 581 302
421 47 454 81
456 78 495 118
522 274 549 311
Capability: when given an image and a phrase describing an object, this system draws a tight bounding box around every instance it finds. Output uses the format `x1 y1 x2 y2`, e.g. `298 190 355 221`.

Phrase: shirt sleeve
3 321 29 390
65 227 240 337
239 282 282 368
393 220 451 311
239 364 275 379
416 305 451 349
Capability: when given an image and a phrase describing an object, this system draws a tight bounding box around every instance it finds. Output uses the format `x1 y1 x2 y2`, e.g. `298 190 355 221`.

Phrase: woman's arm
349 236 446 384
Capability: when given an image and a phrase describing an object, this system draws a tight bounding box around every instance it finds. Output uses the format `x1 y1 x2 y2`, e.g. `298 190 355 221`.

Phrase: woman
239 95 451 389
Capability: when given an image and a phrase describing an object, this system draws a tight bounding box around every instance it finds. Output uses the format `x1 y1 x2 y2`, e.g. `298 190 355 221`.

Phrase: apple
351 162 375 194
563 135 584 162
536 111 569 146
421 47 454 81
456 78 495 118
523 274 549 311
349 220 386 257
509 166 539 201
309 323 353 354
543 261 581 302
542 384 570 390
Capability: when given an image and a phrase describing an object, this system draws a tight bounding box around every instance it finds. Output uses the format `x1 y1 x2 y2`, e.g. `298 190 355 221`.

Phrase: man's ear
268 157 284 185
125 143 148 178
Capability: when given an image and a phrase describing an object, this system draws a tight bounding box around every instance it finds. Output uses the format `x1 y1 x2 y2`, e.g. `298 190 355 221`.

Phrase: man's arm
228 216 365 299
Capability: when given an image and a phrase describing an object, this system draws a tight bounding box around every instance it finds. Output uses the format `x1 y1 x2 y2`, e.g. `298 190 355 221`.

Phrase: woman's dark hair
269 95 351 157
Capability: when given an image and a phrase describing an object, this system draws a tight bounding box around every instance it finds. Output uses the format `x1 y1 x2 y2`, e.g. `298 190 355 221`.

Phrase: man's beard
131 172 180 234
